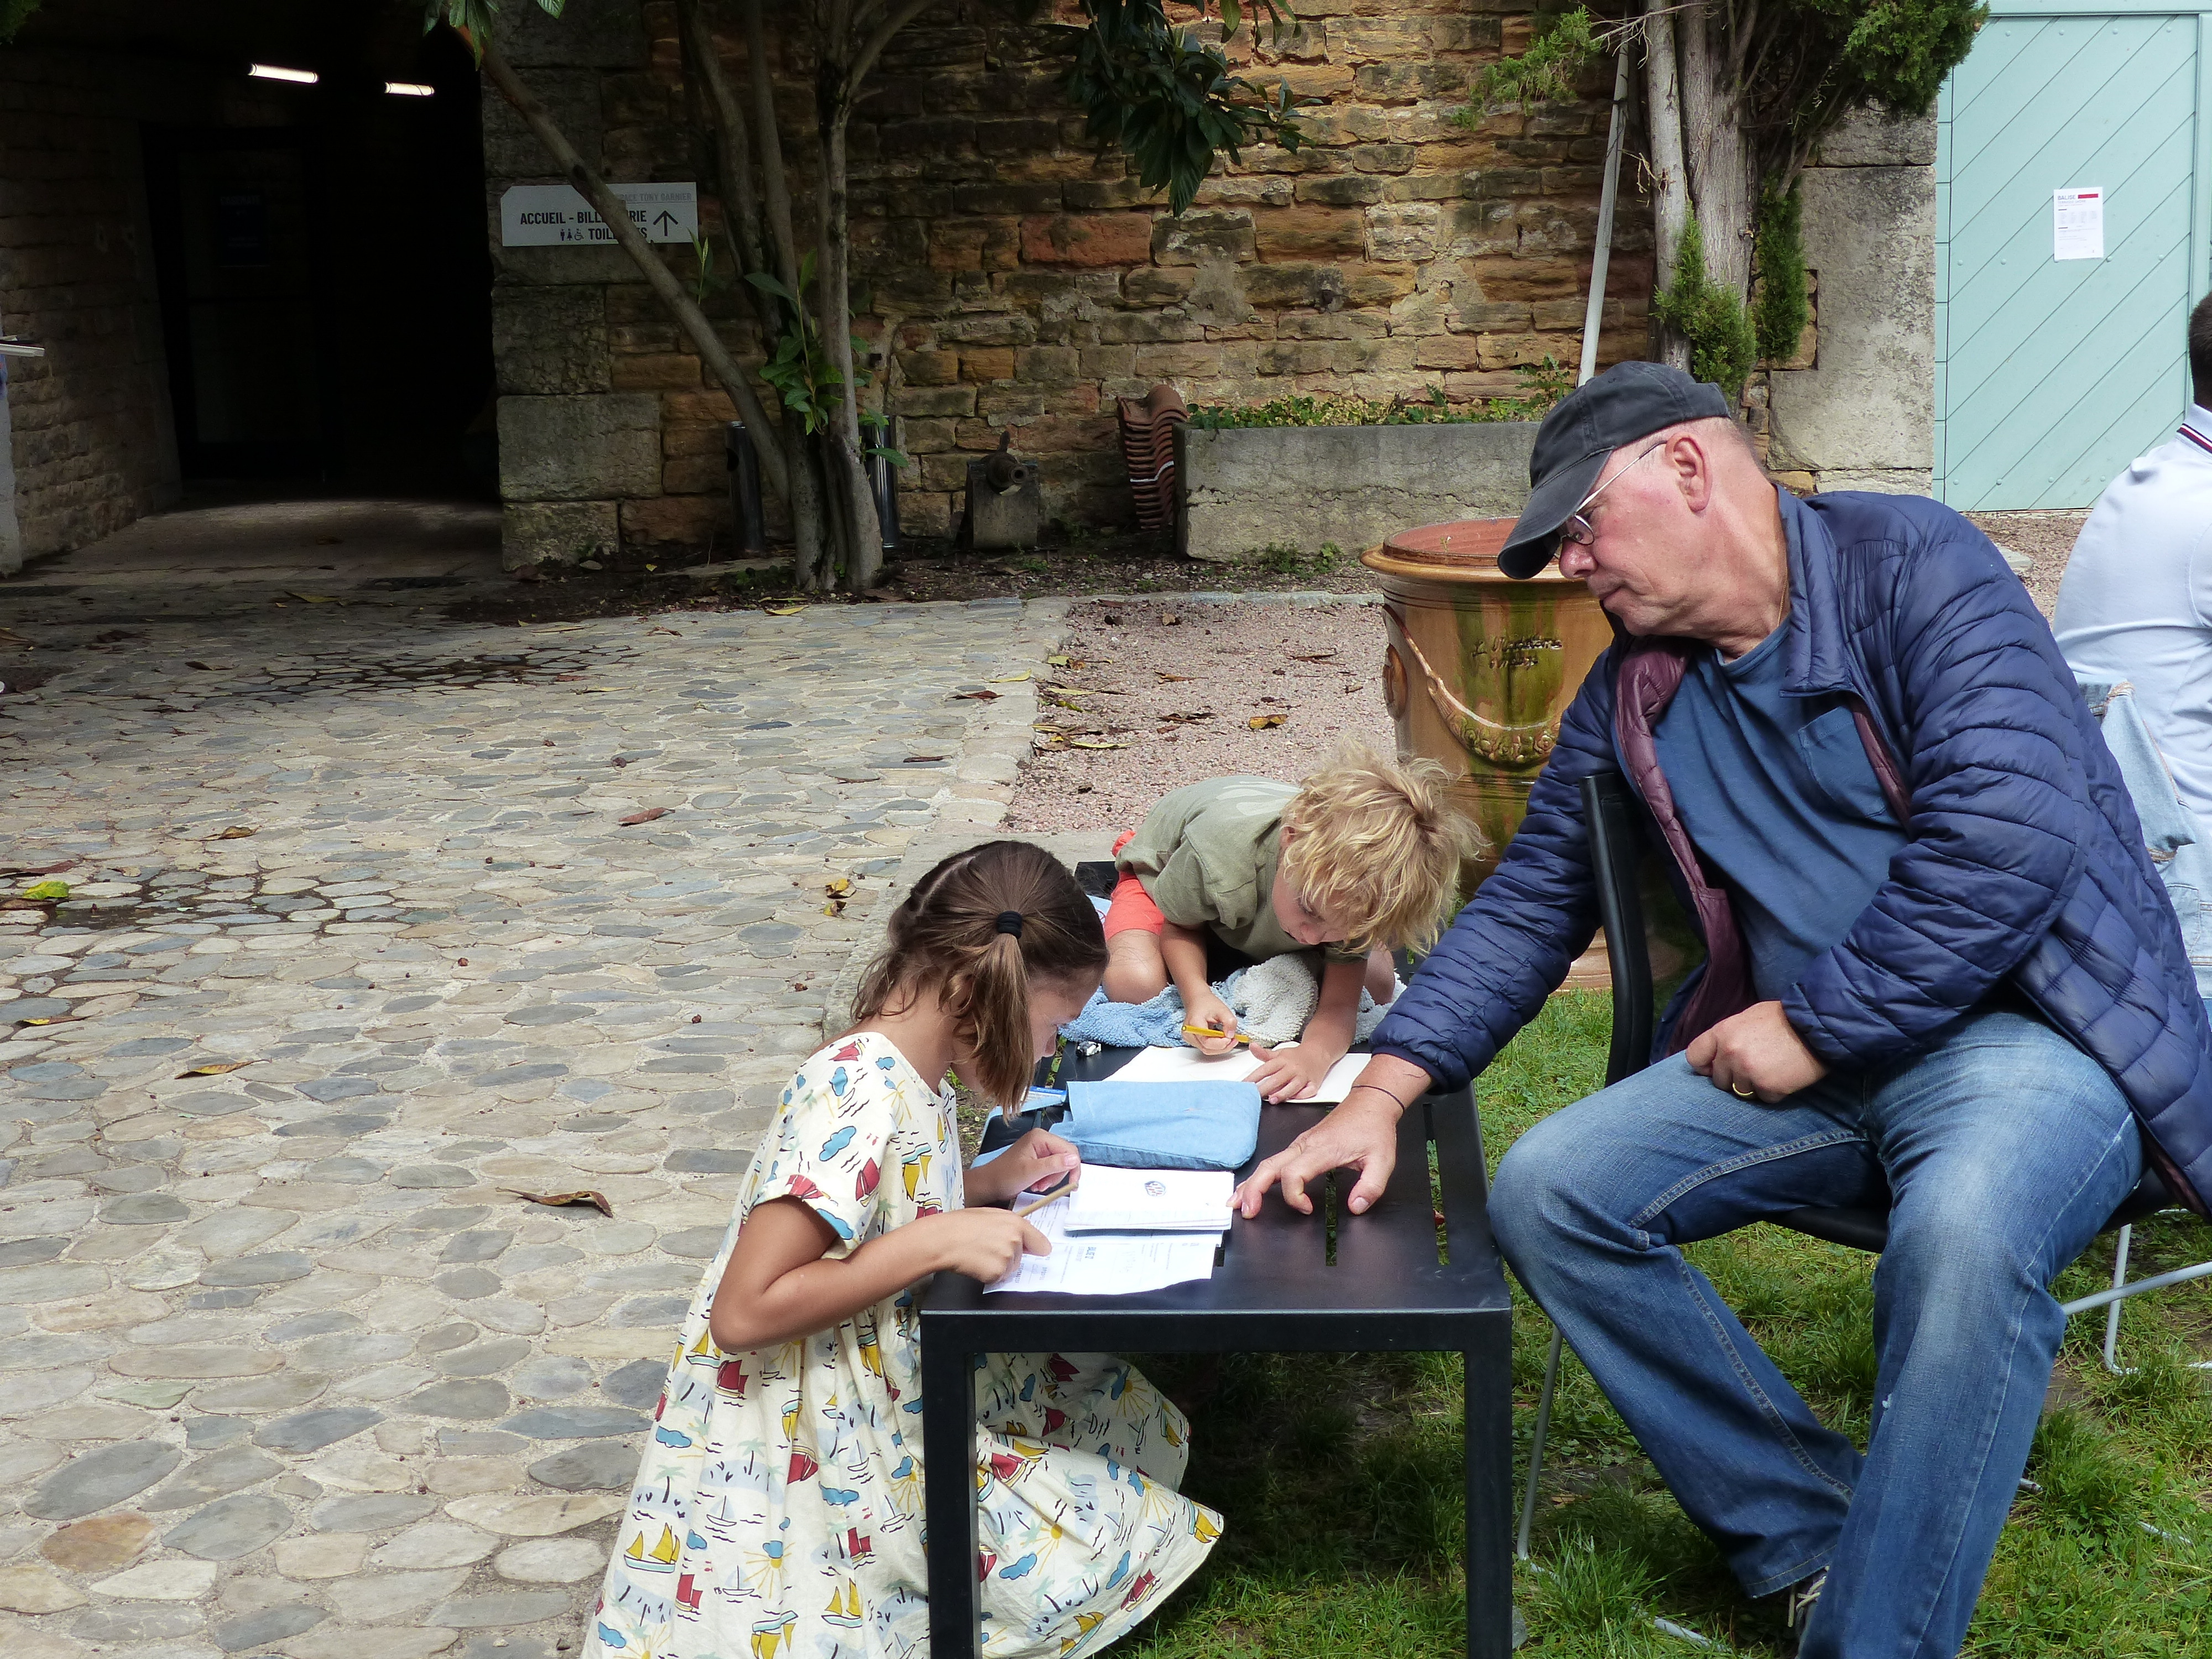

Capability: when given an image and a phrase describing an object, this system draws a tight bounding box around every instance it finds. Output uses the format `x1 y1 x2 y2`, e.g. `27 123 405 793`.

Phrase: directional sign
500 182 698 247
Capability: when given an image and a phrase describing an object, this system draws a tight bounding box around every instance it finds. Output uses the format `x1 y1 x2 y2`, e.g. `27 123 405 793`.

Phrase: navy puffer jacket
1369 488 2212 1214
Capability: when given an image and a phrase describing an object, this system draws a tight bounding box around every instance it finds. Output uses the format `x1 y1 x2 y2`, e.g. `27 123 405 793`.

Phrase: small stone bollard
962 439 1042 550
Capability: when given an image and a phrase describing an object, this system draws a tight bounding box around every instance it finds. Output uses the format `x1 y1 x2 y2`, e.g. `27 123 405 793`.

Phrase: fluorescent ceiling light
385 81 435 97
248 64 318 84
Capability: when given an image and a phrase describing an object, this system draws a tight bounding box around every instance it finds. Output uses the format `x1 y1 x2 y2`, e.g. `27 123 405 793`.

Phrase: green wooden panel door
1936 12 2200 508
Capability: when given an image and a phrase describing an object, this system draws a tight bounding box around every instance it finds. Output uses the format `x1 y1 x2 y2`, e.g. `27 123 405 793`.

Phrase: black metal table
920 1047 1515 1656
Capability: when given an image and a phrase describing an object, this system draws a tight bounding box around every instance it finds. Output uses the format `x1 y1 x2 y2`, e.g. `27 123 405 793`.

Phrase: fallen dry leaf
1248 714 1287 730
178 1060 256 1078
213 826 256 839
763 604 805 617
504 1188 614 1217
904 754 945 764
1157 671 1194 682
1161 711 1214 724
987 671 1032 683
1290 651 1337 661
186 661 216 671
1161 613 1182 626
1047 654 1073 667
951 689 1000 701
1066 737 1129 749
620 807 668 826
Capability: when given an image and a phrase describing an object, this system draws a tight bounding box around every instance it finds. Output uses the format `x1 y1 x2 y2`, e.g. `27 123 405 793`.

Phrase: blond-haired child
1103 745 1478 1100
587 841 1218 1659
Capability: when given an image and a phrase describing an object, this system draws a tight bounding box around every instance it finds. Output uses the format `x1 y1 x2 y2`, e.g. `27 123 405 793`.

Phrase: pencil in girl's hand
1014 1181 1076 1220
1180 1023 1251 1047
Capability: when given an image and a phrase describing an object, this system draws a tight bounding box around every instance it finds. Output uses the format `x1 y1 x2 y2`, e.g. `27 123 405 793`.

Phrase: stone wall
485 0 1650 565
0 49 183 567
1764 109 1937 495
1178 420 1538 559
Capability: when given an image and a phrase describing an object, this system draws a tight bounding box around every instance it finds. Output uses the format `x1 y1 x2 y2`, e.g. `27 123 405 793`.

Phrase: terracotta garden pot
1363 518 1614 984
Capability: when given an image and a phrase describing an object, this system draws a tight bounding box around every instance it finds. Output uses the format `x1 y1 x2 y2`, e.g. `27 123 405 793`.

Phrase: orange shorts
1102 829 1165 940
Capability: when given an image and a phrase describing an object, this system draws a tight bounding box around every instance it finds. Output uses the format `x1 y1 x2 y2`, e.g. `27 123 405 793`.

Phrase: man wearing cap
1237 362 2212 1656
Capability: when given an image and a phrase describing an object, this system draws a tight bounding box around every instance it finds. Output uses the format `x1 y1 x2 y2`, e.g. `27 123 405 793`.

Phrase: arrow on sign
654 210 679 233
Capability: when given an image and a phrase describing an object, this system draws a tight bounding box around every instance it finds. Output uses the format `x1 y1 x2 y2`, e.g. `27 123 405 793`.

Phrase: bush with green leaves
1468 1 1985 390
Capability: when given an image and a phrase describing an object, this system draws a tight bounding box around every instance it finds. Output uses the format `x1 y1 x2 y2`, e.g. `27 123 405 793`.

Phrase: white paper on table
1099 1042 1372 1103
2054 187 2105 260
1063 1165 1234 1234
987 1203 1218 1296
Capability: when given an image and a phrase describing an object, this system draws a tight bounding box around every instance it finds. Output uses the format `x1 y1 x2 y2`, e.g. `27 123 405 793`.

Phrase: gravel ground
999 511 2093 840
1965 508 2087 618
1003 597 1397 836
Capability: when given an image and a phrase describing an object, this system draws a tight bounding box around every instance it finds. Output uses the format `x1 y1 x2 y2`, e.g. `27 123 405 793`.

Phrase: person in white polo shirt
2054 290 2212 995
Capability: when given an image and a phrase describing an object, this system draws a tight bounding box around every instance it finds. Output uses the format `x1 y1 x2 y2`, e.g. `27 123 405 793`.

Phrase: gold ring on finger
1731 1083 1756 1099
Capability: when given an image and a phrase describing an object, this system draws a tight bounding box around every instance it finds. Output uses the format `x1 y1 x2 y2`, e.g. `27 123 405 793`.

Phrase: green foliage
744 253 870 436
1189 361 1570 430
1752 185 1810 364
0 0 41 45
1066 1 1314 215
419 0 564 55
1650 217 1757 400
1461 6 1600 115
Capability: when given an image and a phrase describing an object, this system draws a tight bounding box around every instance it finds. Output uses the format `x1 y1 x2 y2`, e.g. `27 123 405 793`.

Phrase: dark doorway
139 20 493 493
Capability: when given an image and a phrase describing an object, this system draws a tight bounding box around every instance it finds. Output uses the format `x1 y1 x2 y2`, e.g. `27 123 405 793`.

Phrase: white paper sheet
1097 1042 1373 1103
1063 1166 1234 1234
2054 187 2105 260
987 1203 1218 1296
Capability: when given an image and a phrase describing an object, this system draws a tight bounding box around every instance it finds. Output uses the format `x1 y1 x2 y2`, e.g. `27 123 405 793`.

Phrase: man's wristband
1345 1082 1409 1113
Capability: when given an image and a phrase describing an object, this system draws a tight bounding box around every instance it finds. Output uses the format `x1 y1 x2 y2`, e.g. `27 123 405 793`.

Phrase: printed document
2054 187 2105 260
1063 1166 1235 1234
986 1202 1217 1296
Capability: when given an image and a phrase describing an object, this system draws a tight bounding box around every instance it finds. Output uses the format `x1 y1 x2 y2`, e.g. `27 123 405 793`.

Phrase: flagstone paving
0 592 1063 1659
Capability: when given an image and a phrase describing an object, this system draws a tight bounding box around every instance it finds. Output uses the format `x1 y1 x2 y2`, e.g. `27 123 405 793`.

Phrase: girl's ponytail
851 842 1107 1108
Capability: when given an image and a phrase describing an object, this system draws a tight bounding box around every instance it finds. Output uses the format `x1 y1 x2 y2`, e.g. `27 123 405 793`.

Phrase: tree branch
475 30 791 504
740 0 802 293
848 0 940 97
675 0 779 335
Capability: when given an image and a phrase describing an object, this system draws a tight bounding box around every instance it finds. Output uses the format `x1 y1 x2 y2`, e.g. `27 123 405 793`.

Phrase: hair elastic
994 910 1024 938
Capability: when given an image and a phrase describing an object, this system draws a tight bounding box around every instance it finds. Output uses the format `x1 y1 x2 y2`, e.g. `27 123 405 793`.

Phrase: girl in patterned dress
586 841 1222 1659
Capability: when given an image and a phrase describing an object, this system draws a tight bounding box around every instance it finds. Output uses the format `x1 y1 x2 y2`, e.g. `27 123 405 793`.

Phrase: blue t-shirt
1653 627 1906 1001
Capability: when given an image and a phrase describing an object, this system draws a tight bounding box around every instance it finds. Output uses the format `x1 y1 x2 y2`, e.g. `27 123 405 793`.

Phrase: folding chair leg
2100 1224 2133 1375
1517 1325 1564 1562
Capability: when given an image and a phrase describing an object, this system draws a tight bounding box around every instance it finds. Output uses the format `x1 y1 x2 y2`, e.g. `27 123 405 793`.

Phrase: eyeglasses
1559 440 1667 547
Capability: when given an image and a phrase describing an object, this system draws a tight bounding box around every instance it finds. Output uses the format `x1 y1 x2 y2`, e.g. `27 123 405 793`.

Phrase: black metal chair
1514 770 2212 1557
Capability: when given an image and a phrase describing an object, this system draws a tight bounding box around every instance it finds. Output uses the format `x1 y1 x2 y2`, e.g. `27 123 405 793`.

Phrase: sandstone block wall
483 0 1652 564
0 49 182 566
1178 420 1538 560
1765 109 1937 495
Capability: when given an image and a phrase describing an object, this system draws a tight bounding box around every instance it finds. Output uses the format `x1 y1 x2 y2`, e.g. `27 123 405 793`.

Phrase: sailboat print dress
585 1030 1221 1659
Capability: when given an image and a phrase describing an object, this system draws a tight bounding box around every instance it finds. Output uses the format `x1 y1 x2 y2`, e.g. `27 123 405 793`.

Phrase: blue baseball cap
1498 361 1733 578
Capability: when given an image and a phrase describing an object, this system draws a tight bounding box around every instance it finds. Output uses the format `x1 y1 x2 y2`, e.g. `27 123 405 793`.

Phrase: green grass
1119 992 2212 1656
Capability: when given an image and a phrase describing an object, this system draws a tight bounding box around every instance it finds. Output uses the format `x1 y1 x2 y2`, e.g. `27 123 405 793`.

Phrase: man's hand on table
1684 1000 1827 1103
1233 1055 1433 1218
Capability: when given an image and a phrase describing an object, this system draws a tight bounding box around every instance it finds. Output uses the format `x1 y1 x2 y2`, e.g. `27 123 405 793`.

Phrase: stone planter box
1175 420 1540 562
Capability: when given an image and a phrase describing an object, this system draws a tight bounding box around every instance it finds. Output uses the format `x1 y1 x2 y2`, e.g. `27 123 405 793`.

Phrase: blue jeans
1490 1010 2142 1659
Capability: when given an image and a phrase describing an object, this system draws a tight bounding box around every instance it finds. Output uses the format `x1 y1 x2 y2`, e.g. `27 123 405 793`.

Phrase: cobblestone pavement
0 587 1063 1659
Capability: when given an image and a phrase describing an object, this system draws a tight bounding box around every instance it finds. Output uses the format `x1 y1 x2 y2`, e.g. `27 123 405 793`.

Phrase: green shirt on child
1116 775 1365 965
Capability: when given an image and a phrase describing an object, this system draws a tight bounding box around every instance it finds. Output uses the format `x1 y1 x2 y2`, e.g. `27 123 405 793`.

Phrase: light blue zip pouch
1058 1079 1262 1172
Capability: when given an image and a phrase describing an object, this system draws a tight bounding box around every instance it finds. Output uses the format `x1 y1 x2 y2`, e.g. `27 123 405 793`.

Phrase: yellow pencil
1013 1183 1075 1220
1181 1023 1251 1047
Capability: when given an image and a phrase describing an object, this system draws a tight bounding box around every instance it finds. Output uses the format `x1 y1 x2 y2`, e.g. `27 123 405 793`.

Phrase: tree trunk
1642 0 1691 372
474 32 792 508
815 74 881 589
786 413 831 592
1677 2 1754 299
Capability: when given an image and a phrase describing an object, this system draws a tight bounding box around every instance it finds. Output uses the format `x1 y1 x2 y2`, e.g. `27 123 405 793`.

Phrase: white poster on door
2054 187 2105 260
